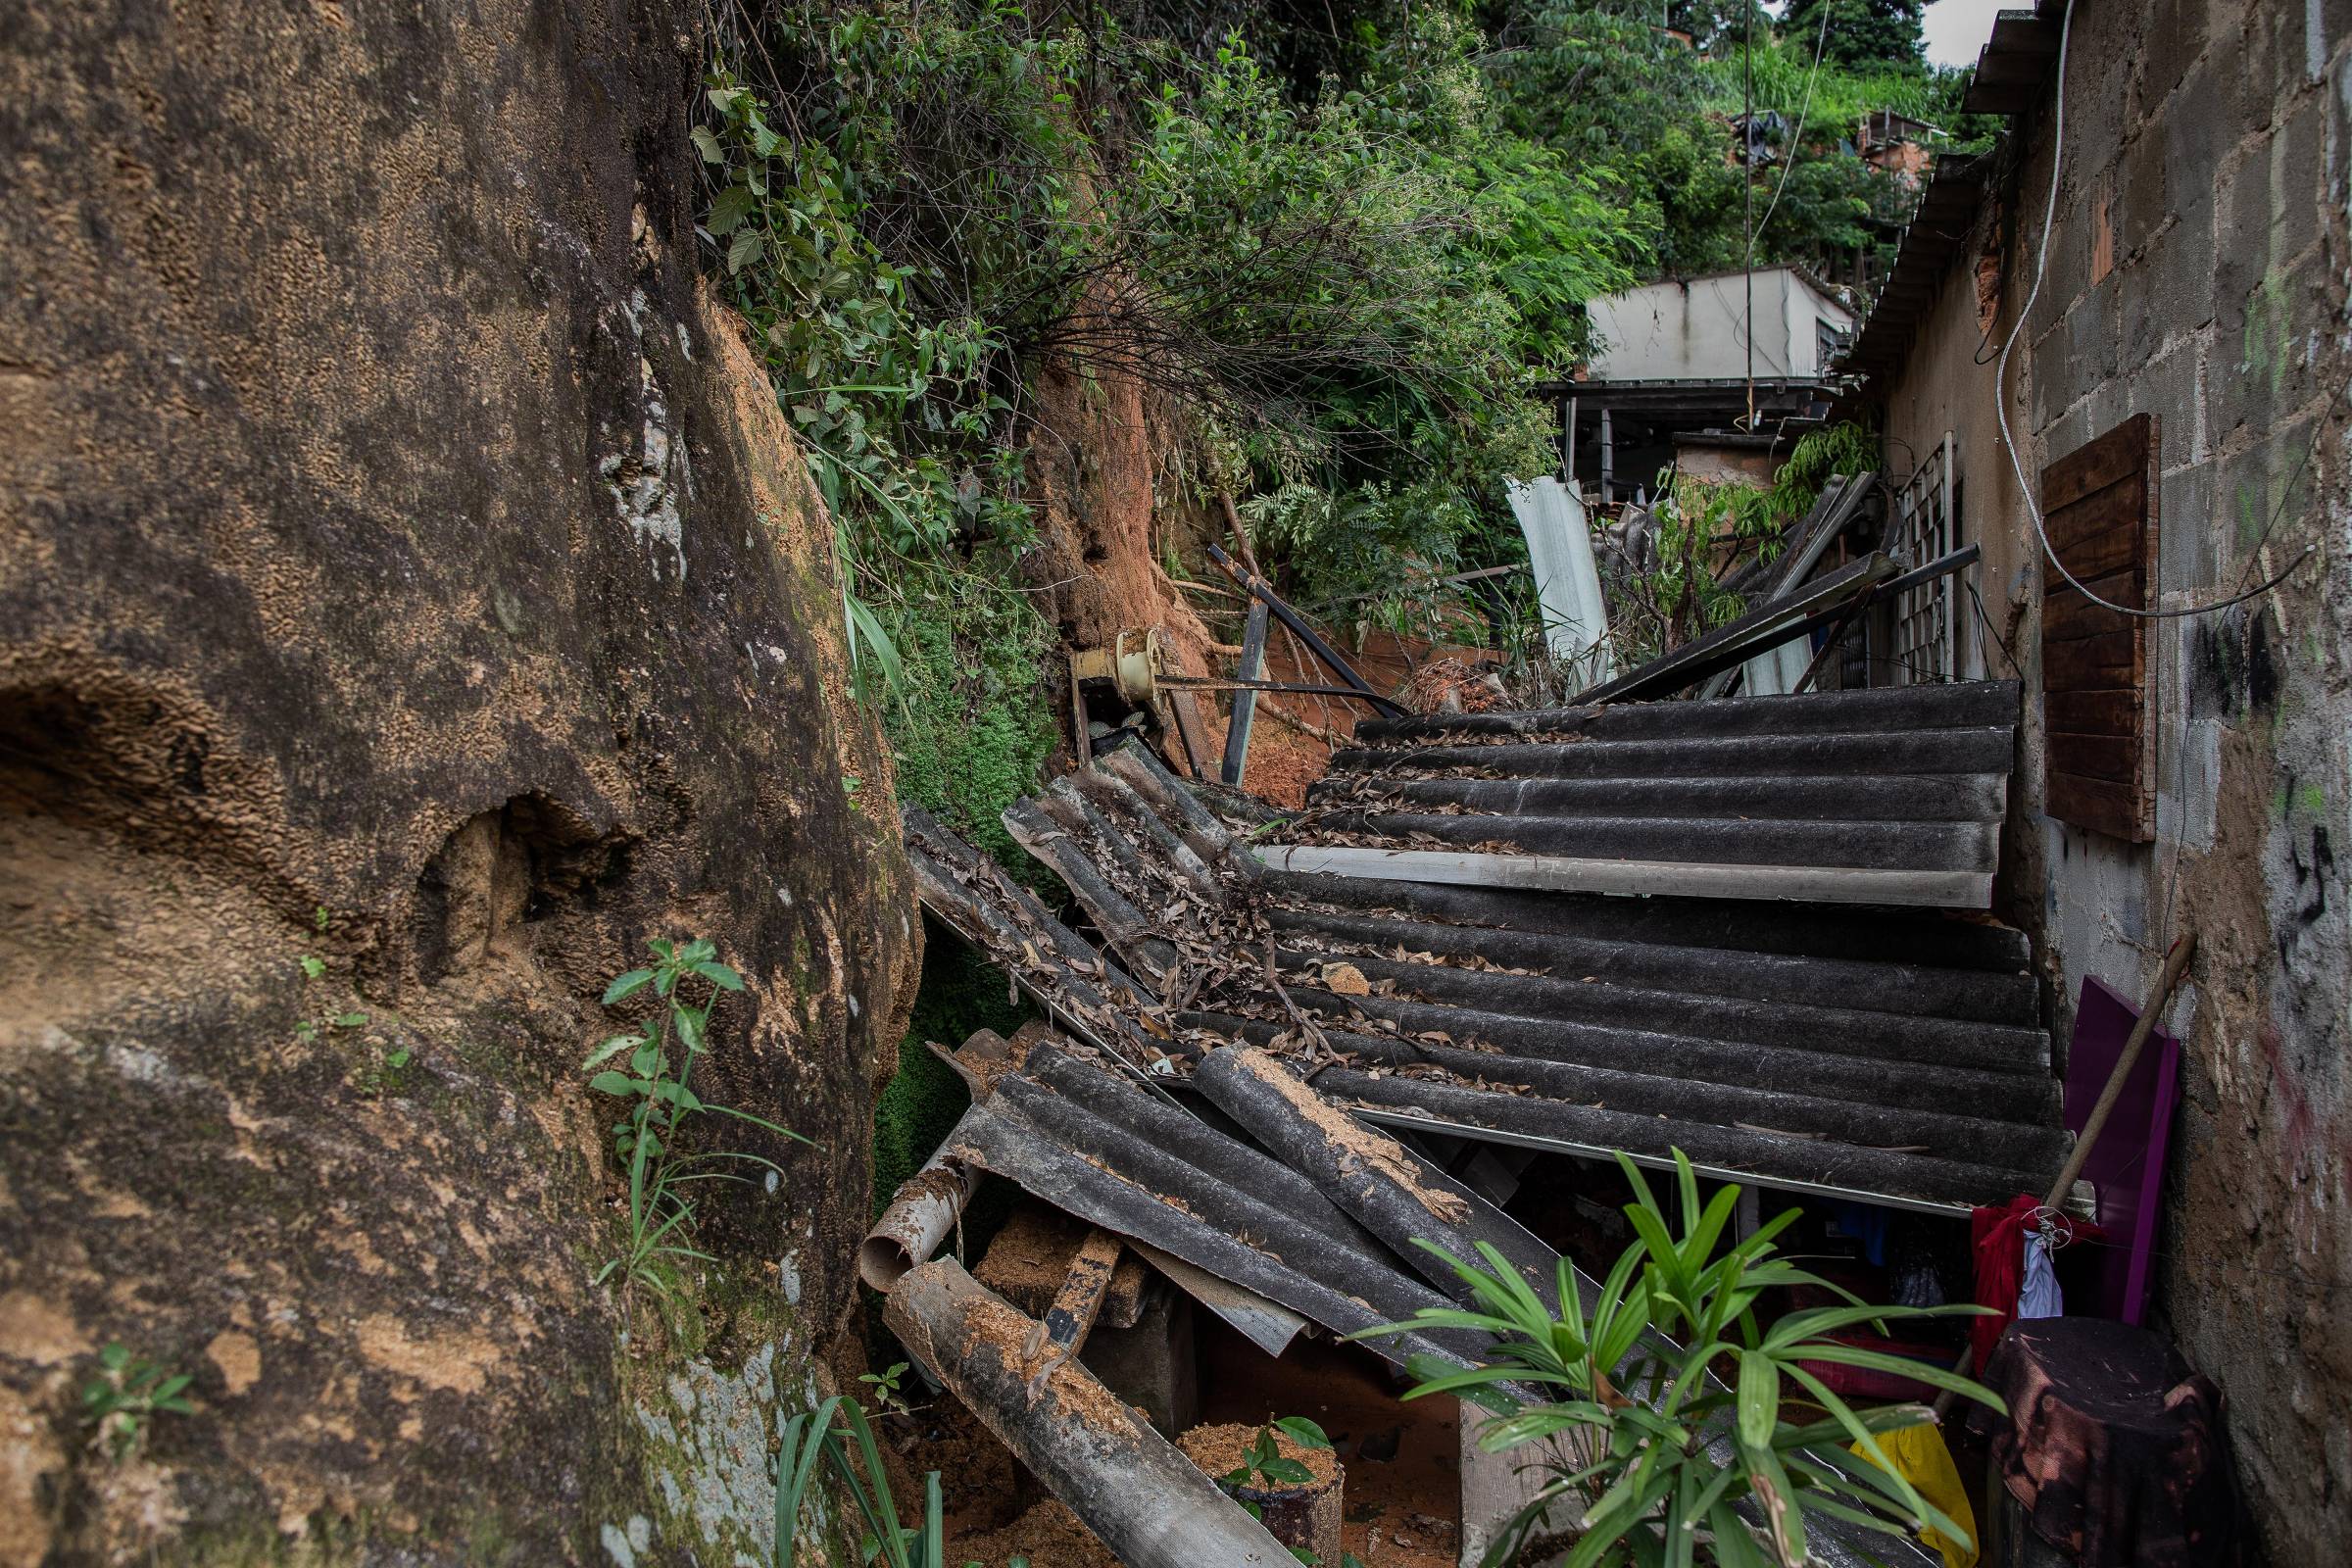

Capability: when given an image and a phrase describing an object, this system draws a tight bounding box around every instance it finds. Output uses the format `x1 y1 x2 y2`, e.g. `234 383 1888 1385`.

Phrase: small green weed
1218 1415 1333 1493
352 1037 415 1098
858 1359 915 1420
586 938 810 1324
774 1394 949 1568
81 1344 194 1462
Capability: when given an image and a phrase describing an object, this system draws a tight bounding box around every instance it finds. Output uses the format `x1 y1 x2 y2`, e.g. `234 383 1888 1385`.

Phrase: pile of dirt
1196 1319 1462 1568
904 1396 1024 1536
972 1200 1150 1324
1179 1421 1343 1491
947 1499 1122 1568
1398 656 1507 714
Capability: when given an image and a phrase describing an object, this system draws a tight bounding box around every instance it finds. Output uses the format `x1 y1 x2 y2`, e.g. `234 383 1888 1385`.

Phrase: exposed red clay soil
1179 1421 1343 1490
1188 625 1498 807
1197 1317 1461 1568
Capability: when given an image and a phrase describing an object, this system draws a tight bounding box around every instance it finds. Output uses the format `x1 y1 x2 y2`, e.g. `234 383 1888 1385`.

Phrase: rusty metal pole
885 1258 1295 1567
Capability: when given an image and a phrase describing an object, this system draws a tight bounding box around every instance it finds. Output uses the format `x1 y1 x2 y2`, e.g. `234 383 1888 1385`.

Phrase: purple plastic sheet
2064 976 2183 1324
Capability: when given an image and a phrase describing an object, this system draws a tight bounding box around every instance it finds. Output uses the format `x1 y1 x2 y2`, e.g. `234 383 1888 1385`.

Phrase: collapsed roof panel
894 805 1946 1566
938 1035 1504 1376
934 737 2060 1212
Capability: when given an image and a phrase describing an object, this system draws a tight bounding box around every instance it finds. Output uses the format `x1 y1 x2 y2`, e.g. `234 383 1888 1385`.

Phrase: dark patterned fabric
1970 1317 2237 1567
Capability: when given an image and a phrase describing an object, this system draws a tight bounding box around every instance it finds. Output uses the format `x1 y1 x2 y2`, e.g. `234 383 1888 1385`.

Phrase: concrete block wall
1886 1 2350 1555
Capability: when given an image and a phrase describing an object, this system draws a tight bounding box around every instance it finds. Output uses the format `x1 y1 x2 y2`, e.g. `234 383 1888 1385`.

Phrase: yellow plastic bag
1850 1423 1979 1568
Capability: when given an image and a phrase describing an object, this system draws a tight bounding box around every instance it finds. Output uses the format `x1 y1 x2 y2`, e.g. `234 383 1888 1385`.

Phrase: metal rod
1205 545 1408 717
1164 675 1384 702
1220 600 1268 787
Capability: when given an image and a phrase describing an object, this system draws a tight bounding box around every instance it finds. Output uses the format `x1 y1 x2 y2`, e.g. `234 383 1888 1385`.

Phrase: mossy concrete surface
0 1 918 1560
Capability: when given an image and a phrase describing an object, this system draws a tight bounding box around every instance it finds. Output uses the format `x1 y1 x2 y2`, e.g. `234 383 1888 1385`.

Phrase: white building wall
1586 268 1854 382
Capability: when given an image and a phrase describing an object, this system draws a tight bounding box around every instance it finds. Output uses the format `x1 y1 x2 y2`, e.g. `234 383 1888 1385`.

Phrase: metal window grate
1886 434 1959 684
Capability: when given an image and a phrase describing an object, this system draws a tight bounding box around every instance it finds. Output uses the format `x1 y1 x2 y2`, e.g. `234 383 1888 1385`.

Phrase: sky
1920 0 2010 69
1762 1 2008 70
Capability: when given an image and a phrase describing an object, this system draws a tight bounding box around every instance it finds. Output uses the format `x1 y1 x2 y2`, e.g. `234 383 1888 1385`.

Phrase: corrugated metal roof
912 736 2059 1212
907 1021 1935 1568
1265 681 2021 909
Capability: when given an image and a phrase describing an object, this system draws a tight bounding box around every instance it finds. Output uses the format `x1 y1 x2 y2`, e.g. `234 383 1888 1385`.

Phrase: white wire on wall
1993 0 2315 620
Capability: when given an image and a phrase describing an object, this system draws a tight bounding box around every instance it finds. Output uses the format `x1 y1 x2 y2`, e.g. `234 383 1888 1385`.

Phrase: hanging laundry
1969 1193 2040 1367
1972 1194 2103 1365
2019 1229 2065 1321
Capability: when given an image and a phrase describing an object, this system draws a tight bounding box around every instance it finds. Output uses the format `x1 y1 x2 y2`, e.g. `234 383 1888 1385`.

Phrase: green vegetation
81 1344 195 1462
694 0 1968 747
1215 1415 1334 1492
871 939 1030 1220
585 938 809 1324
689 4 1984 1318
1612 421 1877 662
773 1393 949 1568
1359 1150 2002 1568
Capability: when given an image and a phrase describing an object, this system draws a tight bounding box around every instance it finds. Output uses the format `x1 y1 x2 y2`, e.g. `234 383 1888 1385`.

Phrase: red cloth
1971 1194 2106 1367
1969 1193 2041 1367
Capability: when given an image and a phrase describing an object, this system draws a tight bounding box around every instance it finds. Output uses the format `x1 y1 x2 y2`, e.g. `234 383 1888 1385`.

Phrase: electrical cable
1994 0 2317 620
1749 0 1835 256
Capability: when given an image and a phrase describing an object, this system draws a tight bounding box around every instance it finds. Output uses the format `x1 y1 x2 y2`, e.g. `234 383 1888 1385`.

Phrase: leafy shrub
1358 1150 2001 1568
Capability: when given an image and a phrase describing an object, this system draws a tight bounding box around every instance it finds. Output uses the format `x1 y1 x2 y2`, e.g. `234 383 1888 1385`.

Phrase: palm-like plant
1357 1152 2003 1568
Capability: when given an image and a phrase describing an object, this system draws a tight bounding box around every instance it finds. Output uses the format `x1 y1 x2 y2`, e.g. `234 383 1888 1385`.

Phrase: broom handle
2042 932 2197 1208
1932 931 2198 1416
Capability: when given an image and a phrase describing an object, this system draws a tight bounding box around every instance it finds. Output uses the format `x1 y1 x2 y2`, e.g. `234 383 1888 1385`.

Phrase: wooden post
1205 545 1405 717
1164 691 1208 775
1563 394 1579 484
2047 934 2198 1204
1221 600 1269 787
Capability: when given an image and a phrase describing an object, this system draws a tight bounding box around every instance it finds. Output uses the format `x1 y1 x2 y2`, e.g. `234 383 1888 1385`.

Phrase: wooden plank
2047 731 2142 784
2042 628 2140 691
2047 771 2151 843
1220 600 1269 788
2043 570 2143 640
1165 690 1209 776
2045 472 2146 559
2044 689 2140 738
1253 844 1992 910
2043 506 2147 580
2040 416 2156 843
2043 413 2149 511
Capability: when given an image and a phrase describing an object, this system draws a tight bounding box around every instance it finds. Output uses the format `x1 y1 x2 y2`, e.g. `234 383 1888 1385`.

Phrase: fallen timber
883 1257 1296 1568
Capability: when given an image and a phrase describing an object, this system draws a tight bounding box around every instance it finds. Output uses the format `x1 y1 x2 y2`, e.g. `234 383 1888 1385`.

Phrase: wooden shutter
2040 415 2158 841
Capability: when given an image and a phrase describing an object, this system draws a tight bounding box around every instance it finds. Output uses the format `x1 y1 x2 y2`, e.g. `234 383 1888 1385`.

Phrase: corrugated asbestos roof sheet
913 732 2060 1214
1263 681 2021 909
907 1018 1934 1568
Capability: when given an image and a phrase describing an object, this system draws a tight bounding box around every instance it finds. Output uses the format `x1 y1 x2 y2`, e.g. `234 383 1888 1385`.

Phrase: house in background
1544 264 1853 504
1832 3 2348 1555
1858 107 1939 185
